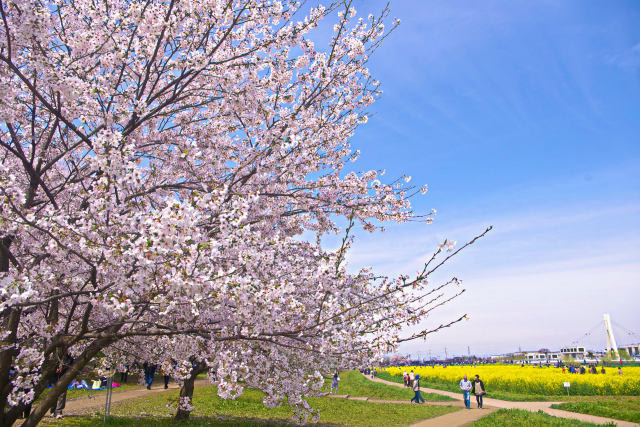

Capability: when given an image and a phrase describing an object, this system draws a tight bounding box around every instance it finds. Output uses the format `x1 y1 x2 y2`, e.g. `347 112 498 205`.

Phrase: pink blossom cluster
0 1 481 424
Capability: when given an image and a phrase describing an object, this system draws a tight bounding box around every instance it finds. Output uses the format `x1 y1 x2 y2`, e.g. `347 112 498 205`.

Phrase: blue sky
334 0 640 358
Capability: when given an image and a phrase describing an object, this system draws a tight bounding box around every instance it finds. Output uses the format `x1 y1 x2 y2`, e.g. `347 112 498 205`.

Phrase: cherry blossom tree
99 222 489 422
0 0 489 424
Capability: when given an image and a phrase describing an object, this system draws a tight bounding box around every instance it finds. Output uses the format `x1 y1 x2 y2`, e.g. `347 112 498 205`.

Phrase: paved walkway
366 374 639 426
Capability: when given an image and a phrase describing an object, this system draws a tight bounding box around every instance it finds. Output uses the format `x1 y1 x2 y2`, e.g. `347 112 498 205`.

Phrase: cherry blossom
0 0 489 425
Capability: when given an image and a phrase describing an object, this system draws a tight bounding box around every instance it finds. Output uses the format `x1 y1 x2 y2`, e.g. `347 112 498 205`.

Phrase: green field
469 409 614 426
46 372 459 426
552 398 640 424
38 380 143 403
322 371 453 401
50 387 458 426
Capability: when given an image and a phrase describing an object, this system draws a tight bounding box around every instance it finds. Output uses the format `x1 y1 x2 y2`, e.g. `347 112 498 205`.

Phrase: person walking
459 374 472 409
143 362 157 390
330 371 340 394
50 353 73 419
410 374 426 404
163 359 176 389
409 370 415 388
403 370 408 387
471 375 486 408
120 363 130 383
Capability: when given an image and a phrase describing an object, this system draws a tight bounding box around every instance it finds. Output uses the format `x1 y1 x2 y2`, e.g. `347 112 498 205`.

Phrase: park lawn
377 372 640 403
469 409 615 426
551 398 640 424
51 386 460 427
322 371 453 401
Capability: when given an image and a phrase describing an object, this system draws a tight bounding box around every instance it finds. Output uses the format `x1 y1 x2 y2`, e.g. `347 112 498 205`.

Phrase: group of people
115 360 176 390
561 364 623 375
402 370 486 408
459 374 486 409
141 360 175 390
401 370 425 404
364 367 378 379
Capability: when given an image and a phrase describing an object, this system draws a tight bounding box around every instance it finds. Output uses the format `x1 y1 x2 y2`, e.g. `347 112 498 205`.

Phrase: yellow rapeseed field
383 364 640 396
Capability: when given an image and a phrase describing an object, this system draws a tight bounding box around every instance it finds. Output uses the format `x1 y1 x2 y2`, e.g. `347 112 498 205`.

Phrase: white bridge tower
603 313 619 360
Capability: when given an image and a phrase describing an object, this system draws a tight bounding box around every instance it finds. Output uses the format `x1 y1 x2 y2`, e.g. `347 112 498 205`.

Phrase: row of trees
0 0 486 425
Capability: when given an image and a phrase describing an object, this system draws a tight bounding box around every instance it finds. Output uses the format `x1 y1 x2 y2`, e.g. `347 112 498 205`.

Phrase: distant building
559 346 588 359
619 344 640 357
524 352 549 361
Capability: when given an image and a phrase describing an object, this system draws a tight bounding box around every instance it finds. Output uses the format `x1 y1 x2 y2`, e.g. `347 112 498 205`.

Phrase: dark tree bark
21 331 118 427
174 361 207 422
0 236 20 426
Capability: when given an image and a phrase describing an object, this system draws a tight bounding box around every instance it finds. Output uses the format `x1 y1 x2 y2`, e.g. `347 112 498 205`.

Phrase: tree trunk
174 362 207 422
21 334 116 427
0 236 20 426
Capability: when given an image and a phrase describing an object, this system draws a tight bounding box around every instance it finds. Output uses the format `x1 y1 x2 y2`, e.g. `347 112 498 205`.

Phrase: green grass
321 371 453 401
551 398 640 423
38 380 143 403
50 386 460 426
469 409 615 426
376 371 640 403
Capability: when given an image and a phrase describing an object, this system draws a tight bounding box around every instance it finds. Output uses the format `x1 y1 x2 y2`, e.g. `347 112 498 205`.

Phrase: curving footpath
365 373 639 427
324 392 495 426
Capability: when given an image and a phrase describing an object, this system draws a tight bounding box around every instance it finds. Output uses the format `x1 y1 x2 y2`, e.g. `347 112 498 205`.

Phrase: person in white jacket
459 374 472 409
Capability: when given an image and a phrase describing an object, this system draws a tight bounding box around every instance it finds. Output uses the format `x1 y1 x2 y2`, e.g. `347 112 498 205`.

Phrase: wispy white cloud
605 43 640 70
342 197 640 356
345 201 640 277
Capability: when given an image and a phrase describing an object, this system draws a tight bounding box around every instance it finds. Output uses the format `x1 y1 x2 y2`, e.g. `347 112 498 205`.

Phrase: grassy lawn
469 409 615 426
49 386 460 426
377 371 640 403
322 371 453 401
551 398 640 424
38 380 144 403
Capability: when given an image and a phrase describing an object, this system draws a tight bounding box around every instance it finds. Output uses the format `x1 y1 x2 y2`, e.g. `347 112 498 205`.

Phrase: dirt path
366 374 639 427
409 407 497 427
56 379 211 416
